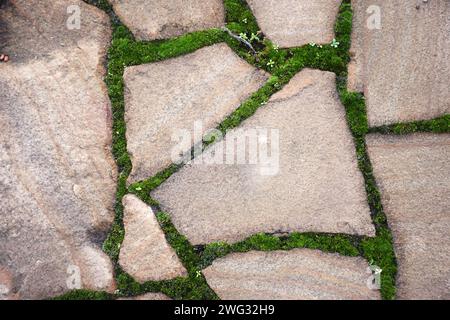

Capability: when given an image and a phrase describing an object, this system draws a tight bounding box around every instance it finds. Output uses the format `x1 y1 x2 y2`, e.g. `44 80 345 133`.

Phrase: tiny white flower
331 38 340 48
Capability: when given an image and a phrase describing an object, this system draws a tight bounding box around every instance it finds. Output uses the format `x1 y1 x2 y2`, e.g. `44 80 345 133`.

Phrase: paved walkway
0 0 448 300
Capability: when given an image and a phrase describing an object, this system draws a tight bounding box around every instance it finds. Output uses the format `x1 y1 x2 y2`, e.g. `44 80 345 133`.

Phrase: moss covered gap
57 0 449 300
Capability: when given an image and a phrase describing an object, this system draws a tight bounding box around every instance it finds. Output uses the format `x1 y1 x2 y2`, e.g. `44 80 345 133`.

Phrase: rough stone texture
108 0 225 41
366 134 450 299
152 69 375 245
124 43 269 183
0 0 117 299
118 293 171 300
203 249 381 300
348 0 450 126
119 195 187 282
246 0 341 48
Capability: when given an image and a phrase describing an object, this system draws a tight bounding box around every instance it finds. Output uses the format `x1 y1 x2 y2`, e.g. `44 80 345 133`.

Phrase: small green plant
331 38 340 48
239 32 249 41
249 32 261 42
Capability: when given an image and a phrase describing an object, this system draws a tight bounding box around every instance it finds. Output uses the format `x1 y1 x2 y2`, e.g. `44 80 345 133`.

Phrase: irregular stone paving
108 0 225 41
124 43 269 183
203 249 381 300
118 293 171 300
0 0 117 299
152 69 375 245
246 0 341 48
119 195 187 282
366 134 450 299
348 0 450 126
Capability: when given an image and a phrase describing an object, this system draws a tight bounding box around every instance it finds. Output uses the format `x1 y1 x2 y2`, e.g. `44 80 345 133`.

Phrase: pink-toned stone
0 0 117 299
348 0 450 126
366 133 450 299
119 195 187 282
124 43 269 183
203 249 381 300
108 0 225 40
151 68 375 245
246 0 341 48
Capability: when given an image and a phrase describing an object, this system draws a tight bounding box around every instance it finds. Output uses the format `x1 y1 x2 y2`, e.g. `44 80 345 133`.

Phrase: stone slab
203 249 381 300
108 0 225 40
119 195 187 282
124 43 269 183
366 133 450 299
348 0 450 126
246 0 341 48
0 0 117 299
151 68 375 245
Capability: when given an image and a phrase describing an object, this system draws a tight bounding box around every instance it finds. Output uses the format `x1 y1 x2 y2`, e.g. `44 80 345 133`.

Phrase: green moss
361 228 397 300
200 233 360 269
369 114 450 135
128 164 181 205
224 0 260 35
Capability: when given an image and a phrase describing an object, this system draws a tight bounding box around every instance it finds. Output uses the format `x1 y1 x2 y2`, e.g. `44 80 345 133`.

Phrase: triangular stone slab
119 195 187 282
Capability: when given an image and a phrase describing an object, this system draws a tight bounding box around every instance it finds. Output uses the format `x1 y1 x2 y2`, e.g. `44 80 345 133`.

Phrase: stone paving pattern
0 0 117 299
152 69 374 245
203 249 381 300
366 134 450 299
108 0 225 40
1 0 449 300
348 0 450 126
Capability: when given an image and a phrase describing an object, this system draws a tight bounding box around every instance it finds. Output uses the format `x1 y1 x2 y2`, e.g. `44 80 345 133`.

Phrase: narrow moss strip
369 114 450 135
200 233 362 270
